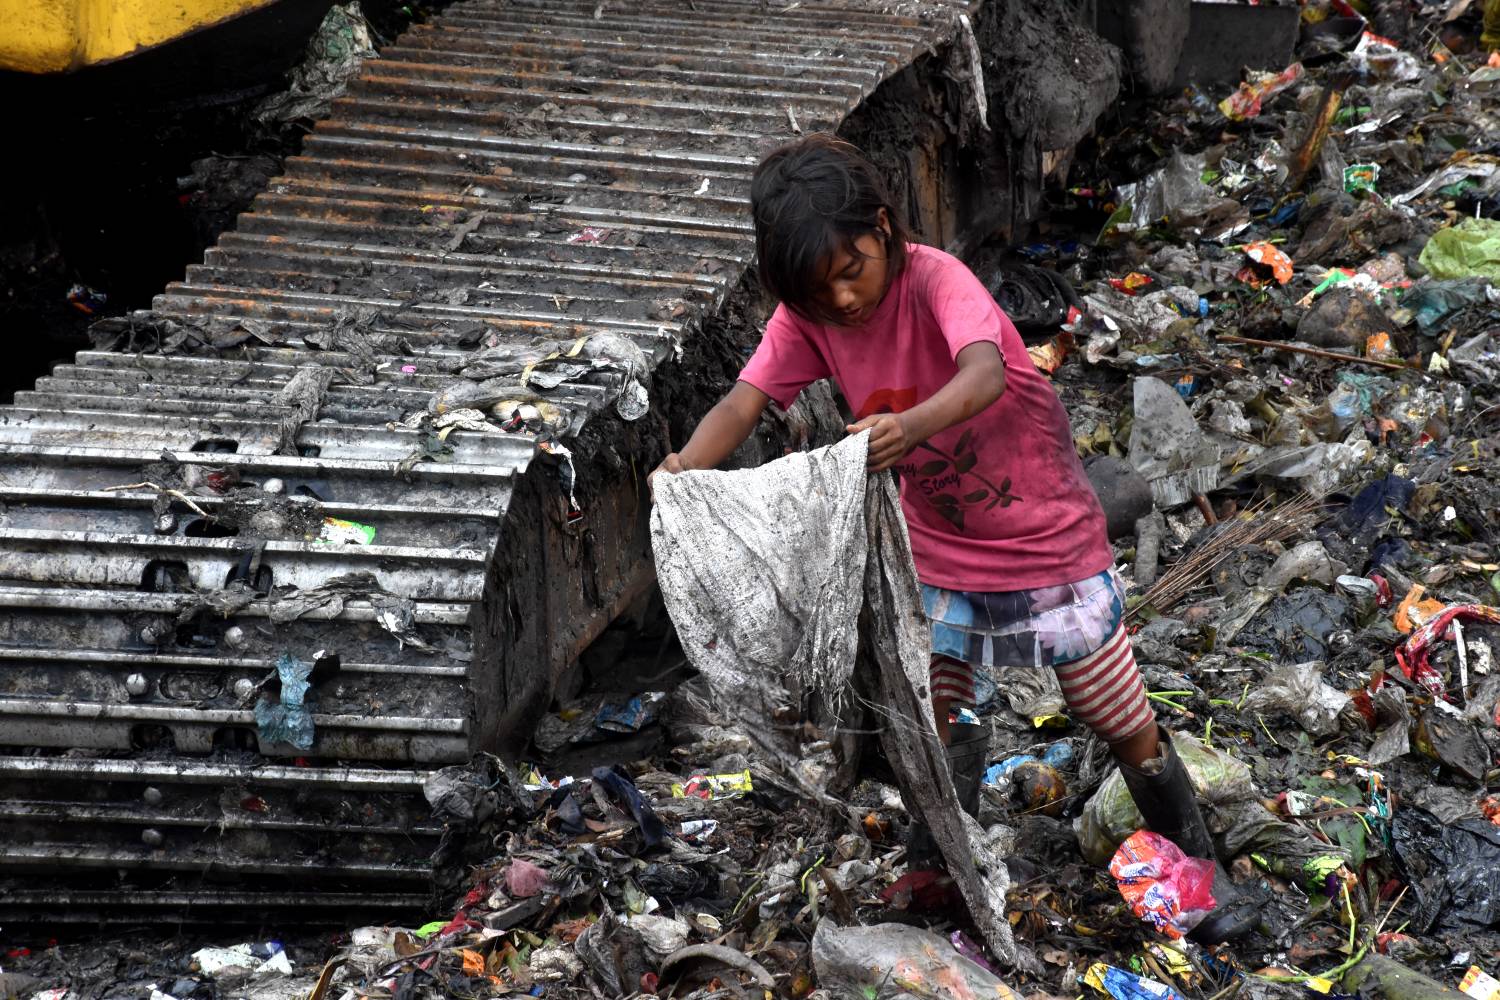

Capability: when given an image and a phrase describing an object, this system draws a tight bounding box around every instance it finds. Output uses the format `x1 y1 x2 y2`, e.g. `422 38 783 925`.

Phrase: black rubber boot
905 723 988 866
906 820 938 866
947 722 988 819
1117 730 1259 943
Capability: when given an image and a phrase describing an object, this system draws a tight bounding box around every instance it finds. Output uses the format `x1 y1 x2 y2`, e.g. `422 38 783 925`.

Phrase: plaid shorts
923 569 1125 703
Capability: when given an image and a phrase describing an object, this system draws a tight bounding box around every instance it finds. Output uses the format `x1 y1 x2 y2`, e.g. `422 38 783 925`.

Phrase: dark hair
750 134 912 323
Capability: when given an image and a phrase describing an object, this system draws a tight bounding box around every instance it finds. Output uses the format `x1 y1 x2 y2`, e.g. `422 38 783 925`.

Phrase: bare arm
650 381 772 489
847 341 1006 472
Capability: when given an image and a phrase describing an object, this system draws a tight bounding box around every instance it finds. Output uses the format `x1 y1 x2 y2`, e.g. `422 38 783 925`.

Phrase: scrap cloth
651 431 1018 966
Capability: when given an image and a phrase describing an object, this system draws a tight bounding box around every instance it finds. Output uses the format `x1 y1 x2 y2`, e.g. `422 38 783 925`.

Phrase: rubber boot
906 722 987 865
946 722 988 819
1117 730 1259 943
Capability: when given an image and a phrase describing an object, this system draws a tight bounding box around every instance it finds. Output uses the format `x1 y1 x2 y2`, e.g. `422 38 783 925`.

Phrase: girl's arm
651 381 773 487
847 341 1006 472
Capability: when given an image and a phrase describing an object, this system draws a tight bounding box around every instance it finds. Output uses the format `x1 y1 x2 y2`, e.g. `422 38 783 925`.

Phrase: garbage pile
6 4 1500 1000
988 1 1500 993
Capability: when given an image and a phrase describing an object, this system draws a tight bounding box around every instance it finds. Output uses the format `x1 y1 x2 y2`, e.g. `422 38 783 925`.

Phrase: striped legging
931 623 1155 744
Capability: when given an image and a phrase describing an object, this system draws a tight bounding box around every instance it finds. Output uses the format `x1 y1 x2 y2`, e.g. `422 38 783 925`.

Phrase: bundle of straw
1131 492 1326 616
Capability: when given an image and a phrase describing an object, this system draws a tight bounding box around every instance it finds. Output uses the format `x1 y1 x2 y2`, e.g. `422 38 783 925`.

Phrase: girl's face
814 210 892 327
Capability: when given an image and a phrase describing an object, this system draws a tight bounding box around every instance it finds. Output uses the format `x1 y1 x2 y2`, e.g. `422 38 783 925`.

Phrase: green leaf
1326 816 1367 867
955 452 977 474
930 493 959 508
918 459 949 476
963 488 989 503
955 428 973 454
999 477 1012 493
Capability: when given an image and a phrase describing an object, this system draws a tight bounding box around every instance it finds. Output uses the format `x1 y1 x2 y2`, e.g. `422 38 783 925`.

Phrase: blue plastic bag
254 654 315 750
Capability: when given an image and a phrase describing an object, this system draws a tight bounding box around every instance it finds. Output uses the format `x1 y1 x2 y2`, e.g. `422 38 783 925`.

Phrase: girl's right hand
847 412 917 472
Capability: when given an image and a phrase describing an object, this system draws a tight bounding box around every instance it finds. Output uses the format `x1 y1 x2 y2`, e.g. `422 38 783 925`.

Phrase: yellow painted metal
0 0 280 74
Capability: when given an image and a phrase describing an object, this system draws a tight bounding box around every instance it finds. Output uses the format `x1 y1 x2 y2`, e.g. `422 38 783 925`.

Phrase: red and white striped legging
931 624 1155 744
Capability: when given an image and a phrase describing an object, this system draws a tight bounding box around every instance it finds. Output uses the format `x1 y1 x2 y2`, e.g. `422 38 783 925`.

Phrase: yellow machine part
0 0 281 74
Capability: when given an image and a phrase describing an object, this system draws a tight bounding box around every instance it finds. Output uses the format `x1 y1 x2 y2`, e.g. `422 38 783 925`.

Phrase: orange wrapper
1244 242 1294 285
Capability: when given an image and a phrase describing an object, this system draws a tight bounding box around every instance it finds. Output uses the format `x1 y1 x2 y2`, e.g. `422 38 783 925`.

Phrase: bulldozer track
0 0 971 918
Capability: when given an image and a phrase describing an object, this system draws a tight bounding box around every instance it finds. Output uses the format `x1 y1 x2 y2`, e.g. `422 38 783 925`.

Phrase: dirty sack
650 432 1019 967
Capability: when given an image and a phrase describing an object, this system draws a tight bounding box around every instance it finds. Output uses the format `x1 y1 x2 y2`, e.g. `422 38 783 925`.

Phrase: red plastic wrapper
879 869 964 914
1109 830 1217 939
1218 63 1305 120
1108 272 1154 296
1395 604 1500 704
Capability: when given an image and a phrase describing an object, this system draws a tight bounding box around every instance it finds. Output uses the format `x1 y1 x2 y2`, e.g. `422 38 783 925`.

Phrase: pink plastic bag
1109 830 1217 939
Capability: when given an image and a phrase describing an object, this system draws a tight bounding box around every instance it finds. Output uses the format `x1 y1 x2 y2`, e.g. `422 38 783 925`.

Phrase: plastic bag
1415 705 1489 783
1391 807 1500 930
1128 376 1221 507
1219 63 1305 120
1244 241 1294 284
253 653 314 750
1085 963 1187 1000
1260 541 1337 593
1349 31 1425 82
1076 734 1350 881
1238 438 1374 495
1241 660 1352 737
1397 605 1500 703
253 3 376 126
1080 288 1197 344
1109 830 1217 939
999 662 1066 722
1120 151 1249 240
811 922 1022 1000
1418 218 1500 281
1399 279 1491 332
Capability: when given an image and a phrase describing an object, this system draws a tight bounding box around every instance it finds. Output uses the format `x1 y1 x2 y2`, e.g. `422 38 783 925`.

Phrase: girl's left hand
846 412 918 472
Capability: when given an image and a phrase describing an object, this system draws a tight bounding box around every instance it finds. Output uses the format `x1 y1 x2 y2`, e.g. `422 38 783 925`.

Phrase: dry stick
1218 335 1416 373
102 481 210 517
1170 496 1319 599
1370 885 1409 942
1194 493 1219 525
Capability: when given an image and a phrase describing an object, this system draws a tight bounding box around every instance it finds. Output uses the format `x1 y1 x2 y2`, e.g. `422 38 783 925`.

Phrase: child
651 135 1255 943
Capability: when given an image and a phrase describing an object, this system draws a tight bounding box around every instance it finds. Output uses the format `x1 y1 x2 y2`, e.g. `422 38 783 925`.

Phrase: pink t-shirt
739 244 1112 592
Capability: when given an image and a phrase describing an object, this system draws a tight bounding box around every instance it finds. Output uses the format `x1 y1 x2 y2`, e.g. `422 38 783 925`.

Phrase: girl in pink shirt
652 135 1254 942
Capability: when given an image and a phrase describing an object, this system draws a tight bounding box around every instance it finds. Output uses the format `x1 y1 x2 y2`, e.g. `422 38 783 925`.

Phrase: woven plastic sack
651 433 1018 967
